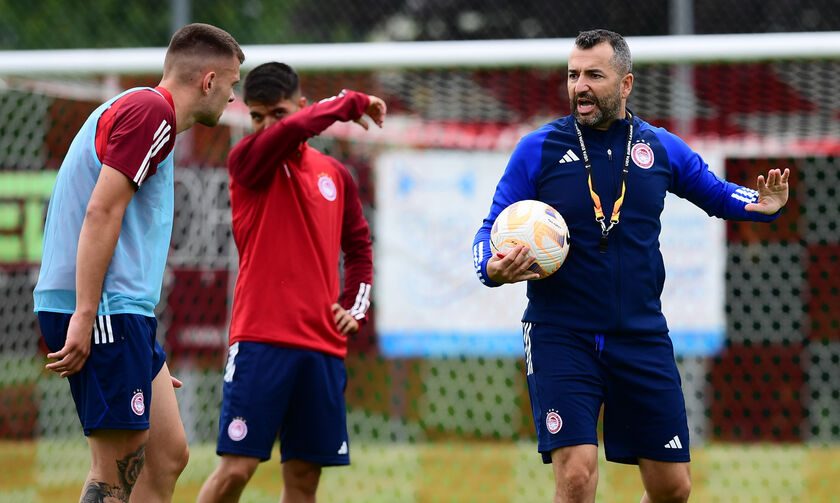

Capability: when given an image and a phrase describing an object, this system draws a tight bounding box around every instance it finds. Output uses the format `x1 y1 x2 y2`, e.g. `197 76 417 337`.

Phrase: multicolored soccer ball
490 200 570 279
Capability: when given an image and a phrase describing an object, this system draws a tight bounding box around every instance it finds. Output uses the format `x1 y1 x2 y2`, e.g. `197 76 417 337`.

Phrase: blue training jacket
472 113 779 334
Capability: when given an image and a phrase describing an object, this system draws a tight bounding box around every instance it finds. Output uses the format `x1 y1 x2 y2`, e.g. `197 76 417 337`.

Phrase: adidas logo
558 149 580 164
337 441 348 455
664 435 683 449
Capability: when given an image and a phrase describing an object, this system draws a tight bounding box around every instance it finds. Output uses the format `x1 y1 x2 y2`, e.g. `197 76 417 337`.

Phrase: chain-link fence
2 58 840 502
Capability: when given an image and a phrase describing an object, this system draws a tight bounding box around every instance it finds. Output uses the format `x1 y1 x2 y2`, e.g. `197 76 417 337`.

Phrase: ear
621 73 634 100
299 96 307 108
202 71 217 95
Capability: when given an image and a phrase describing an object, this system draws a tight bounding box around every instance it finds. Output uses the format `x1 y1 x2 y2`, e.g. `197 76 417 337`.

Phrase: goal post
2 31 840 75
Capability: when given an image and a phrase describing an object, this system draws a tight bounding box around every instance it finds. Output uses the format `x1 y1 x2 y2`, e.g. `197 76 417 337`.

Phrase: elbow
83 200 125 228
83 201 110 221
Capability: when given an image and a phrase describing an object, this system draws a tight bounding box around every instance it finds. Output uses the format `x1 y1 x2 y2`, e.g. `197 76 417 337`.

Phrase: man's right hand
45 312 93 377
353 95 387 130
486 244 541 284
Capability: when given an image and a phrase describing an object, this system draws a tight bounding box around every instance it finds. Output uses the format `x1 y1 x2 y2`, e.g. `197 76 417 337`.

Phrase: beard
195 109 222 127
571 86 623 129
195 93 228 127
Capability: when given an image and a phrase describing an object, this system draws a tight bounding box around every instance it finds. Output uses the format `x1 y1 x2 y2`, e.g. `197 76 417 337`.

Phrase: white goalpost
1 31 840 75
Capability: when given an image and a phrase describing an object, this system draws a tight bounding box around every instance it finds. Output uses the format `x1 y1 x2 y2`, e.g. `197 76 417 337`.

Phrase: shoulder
637 118 691 155
114 89 173 117
325 154 352 178
515 116 573 154
106 89 175 137
229 134 250 159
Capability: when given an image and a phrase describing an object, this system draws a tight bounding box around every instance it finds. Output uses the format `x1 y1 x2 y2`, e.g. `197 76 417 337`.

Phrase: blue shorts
523 323 690 465
37 311 166 435
216 341 350 465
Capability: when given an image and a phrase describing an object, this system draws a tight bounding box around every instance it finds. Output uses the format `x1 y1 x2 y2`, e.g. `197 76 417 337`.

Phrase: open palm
745 168 790 215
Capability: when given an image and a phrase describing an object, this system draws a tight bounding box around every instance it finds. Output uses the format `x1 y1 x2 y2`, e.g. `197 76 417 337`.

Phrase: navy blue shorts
523 323 690 465
216 341 350 465
37 311 166 435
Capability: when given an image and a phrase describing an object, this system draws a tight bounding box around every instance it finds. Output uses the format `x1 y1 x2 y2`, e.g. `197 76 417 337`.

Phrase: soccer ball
490 200 570 279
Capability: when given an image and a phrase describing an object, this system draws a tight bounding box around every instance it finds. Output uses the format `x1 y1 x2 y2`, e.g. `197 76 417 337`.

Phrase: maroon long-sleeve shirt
227 90 373 358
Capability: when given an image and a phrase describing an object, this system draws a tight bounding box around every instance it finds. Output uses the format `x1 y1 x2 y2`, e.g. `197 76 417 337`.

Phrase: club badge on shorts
631 142 654 169
228 417 248 441
130 389 145 416
546 409 563 434
317 173 337 201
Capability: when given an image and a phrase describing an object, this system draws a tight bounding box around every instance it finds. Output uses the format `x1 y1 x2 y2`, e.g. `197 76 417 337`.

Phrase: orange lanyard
572 111 633 253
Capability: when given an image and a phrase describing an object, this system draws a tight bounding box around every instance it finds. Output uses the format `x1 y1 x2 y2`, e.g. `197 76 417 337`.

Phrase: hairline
574 29 632 76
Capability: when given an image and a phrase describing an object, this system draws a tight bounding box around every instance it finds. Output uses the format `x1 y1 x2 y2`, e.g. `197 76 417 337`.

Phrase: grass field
1 440 839 502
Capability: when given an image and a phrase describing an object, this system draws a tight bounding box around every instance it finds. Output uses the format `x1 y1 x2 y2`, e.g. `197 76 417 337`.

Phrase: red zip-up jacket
227 90 373 358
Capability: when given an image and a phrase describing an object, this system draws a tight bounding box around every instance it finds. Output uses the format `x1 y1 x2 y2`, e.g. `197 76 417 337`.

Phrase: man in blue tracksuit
472 29 790 503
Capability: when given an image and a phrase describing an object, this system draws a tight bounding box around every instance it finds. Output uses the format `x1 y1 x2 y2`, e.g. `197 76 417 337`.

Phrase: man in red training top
197 62 385 503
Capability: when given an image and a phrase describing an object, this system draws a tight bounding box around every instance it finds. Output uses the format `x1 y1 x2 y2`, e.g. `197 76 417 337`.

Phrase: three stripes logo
224 342 239 383
93 315 115 345
731 187 759 204
557 149 580 164
523 322 533 376
473 241 487 284
134 119 172 186
664 435 683 449
348 282 372 320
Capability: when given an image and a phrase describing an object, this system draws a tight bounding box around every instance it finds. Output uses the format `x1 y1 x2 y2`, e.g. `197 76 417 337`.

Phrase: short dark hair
575 29 632 75
243 62 301 104
165 23 245 67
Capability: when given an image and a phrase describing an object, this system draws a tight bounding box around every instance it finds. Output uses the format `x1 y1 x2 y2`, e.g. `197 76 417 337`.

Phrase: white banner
659 151 726 356
375 149 726 357
374 149 527 357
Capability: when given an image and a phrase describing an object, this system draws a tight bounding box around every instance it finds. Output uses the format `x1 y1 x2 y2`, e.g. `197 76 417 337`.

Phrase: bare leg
638 458 691 503
82 429 149 502
197 454 260 503
280 459 322 503
130 363 189 502
550 444 598 503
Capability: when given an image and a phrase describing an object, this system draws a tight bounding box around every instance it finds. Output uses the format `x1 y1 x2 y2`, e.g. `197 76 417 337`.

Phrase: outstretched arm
744 168 790 215
230 90 382 189
662 129 787 222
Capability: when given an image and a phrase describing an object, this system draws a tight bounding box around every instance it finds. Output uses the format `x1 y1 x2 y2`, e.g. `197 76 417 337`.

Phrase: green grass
2 440 840 502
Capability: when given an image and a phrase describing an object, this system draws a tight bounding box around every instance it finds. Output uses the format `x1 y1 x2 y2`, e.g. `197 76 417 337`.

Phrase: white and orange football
490 200 570 279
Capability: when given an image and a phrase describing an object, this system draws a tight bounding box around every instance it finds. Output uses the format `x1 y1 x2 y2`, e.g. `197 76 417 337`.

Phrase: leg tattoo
116 443 146 493
80 444 146 502
80 480 127 502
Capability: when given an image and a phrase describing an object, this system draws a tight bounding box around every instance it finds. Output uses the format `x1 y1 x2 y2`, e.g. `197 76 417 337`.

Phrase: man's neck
158 80 194 134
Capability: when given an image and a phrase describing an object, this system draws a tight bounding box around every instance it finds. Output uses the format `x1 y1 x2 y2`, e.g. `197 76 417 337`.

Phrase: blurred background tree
0 0 836 49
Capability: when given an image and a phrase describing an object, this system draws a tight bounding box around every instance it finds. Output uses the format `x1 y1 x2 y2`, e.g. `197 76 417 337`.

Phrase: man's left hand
745 168 790 215
332 303 359 335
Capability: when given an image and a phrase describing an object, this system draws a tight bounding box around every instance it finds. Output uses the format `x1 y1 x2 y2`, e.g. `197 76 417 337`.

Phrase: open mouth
576 96 597 115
